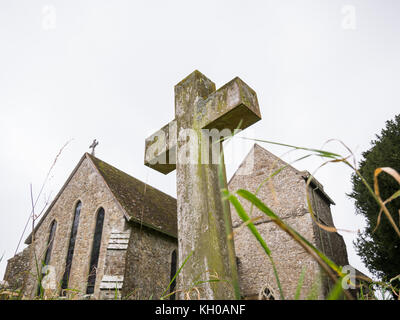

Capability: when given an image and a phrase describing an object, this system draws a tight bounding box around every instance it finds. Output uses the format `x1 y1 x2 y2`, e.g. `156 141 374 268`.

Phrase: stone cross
144 70 261 299
89 139 99 156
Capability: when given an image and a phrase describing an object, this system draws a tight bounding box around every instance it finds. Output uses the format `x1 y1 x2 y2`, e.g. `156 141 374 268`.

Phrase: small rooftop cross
89 139 99 156
144 70 261 299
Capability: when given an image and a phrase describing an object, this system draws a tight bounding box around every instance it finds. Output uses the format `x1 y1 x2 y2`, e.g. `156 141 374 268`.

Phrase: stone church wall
228 145 325 299
228 145 352 299
234 215 322 299
20 157 130 299
122 223 177 300
3 246 32 292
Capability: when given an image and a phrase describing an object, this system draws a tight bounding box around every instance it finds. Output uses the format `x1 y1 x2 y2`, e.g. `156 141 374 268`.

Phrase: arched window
37 220 57 296
169 249 177 300
86 207 105 294
44 220 57 266
260 285 276 300
60 201 82 296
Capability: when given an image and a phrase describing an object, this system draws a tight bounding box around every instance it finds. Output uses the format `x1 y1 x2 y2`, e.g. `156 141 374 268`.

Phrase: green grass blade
249 154 312 218
236 188 357 301
240 137 342 158
114 284 119 300
160 250 193 300
306 277 321 300
236 189 343 277
326 278 345 300
294 266 307 300
223 190 271 255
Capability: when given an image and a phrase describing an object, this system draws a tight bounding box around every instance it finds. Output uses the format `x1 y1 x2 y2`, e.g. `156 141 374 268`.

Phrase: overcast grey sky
1 0 399 281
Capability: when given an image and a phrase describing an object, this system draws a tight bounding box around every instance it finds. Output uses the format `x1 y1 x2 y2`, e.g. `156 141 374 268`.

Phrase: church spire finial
89 139 99 156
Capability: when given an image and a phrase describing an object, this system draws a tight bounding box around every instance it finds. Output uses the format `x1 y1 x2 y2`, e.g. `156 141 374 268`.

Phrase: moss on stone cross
144 70 261 300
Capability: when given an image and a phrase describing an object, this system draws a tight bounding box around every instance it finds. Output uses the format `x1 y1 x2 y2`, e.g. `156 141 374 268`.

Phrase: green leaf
223 190 271 255
326 278 345 300
236 189 343 277
240 137 342 158
294 267 307 300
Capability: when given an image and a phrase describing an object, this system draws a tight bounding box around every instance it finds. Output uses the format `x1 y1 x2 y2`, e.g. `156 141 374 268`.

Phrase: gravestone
144 70 261 299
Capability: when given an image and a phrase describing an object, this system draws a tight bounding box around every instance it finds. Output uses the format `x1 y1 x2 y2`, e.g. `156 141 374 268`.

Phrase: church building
3 144 352 300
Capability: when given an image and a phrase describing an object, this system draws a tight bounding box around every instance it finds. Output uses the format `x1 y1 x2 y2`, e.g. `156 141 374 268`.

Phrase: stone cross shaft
144 70 261 299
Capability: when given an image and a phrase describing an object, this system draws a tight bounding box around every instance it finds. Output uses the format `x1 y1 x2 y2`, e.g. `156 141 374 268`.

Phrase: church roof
25 153 177 244
87 154 177 237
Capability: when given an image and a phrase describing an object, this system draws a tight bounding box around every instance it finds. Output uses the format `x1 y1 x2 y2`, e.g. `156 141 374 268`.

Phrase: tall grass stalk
217 135 400 299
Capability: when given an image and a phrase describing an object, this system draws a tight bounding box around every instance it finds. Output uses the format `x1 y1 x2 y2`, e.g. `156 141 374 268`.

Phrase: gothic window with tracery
37 219 57 296
260 285 276 300
60 201 82 295
44 220 57 266
86 207 105 294
169 249 177 300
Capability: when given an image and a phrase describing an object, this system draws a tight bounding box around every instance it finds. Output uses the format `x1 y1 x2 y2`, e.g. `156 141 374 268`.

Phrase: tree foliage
349 114 400 281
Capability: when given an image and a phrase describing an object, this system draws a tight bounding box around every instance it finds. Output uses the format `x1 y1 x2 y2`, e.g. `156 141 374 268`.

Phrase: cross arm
144 119 177 174
198 77 261 132
144 75 261 175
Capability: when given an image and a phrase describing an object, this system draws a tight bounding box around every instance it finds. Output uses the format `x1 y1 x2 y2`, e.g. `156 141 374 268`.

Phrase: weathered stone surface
107 230 130 250
144 70 261 300
174 71 239 300
199 77 260 132
3 247 31 292
234 215 322 300
99 275 124 299
144 120 177 174
121 224 177 300
144 75 261 173
229 144 310 228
